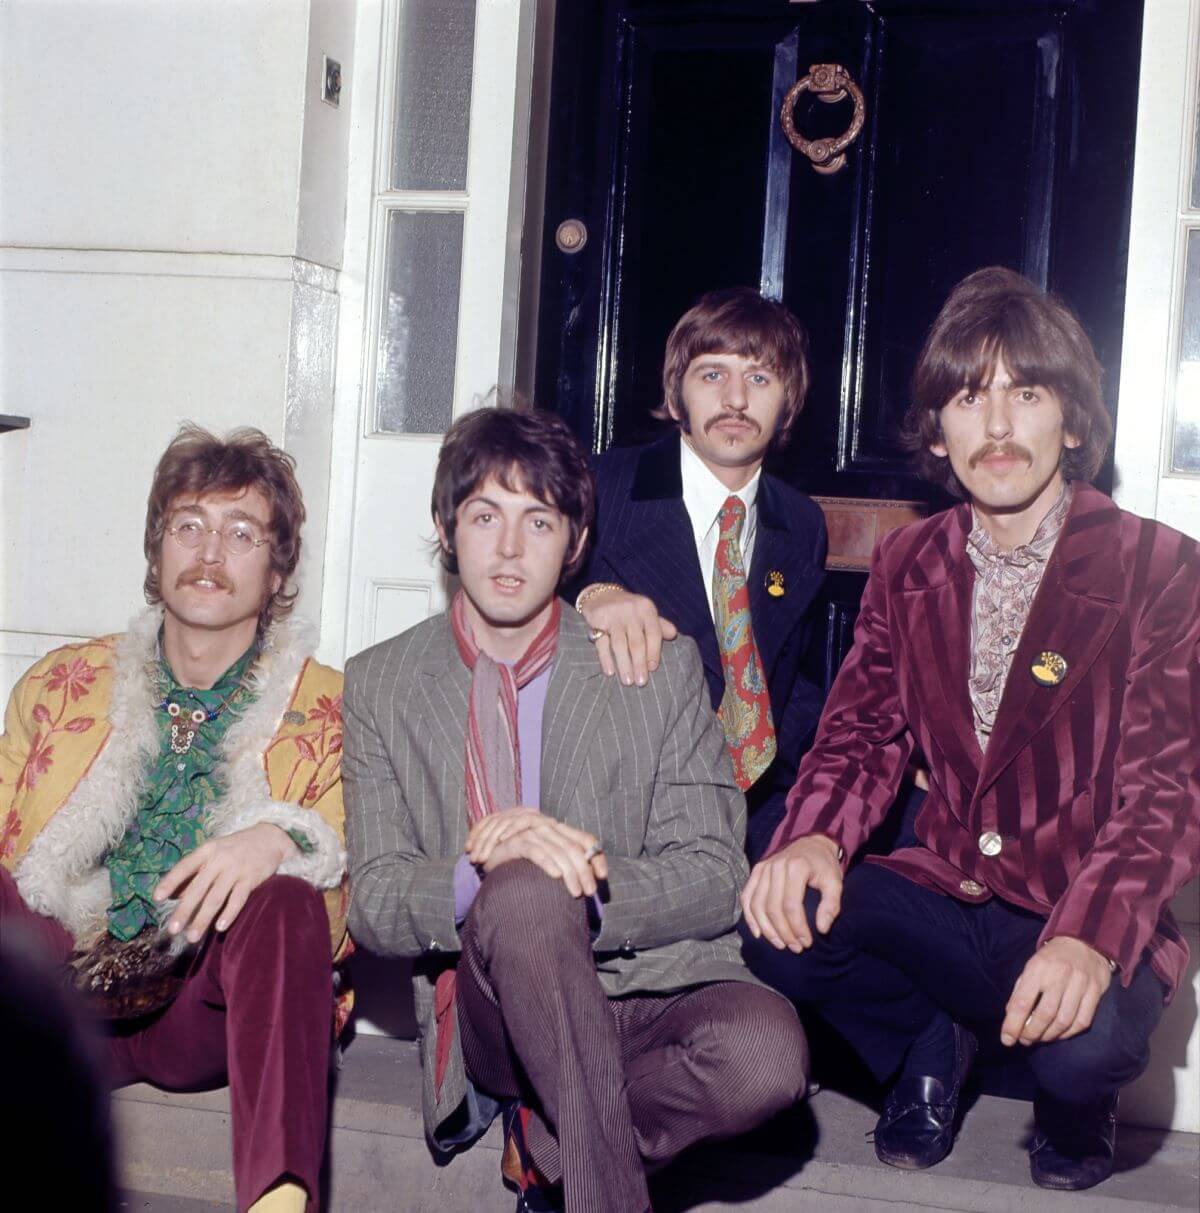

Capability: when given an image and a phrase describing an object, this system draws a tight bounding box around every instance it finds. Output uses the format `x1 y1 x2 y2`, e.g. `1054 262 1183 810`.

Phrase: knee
698 987 809 1132
738 917 826 1005
233 875 327 940
1029 1012 1149 1103
468 861 584 950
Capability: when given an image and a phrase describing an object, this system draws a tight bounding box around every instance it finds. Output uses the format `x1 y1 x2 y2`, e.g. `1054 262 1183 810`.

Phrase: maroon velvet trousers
0 867 332 1212
456 862 809 1213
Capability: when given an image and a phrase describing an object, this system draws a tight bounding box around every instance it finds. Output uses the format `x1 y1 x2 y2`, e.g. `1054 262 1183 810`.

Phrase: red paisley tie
712 496 776 789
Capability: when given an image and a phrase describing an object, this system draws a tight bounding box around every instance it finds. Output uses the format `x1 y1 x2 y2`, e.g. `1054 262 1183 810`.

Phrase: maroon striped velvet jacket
771 484 1200 998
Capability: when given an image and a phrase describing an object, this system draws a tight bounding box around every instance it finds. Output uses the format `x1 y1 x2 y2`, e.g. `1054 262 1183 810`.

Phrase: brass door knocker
780 63 866 175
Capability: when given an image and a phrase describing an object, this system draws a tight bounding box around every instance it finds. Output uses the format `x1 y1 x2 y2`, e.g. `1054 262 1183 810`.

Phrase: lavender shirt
452 663 552 921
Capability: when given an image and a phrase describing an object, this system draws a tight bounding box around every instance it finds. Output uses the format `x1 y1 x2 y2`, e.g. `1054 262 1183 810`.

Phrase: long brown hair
144 425 306 631
905 267 1112 496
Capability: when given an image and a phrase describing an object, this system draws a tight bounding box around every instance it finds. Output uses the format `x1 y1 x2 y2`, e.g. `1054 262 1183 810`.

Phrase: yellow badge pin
1030 651 1068 687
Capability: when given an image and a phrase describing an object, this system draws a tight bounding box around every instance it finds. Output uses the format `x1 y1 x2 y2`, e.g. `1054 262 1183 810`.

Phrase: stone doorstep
114 1037 1200 1213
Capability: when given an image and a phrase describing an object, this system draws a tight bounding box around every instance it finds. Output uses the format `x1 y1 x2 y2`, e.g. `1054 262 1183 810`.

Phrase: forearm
347 851 460 958
771 545 911 858
592 850 743 951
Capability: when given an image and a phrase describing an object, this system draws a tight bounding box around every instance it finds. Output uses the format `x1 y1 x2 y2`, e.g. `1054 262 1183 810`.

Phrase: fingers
757 859 809 952
594 634 616 678
741 838 842 954
1002 967 1048 1046
506 831 587 896
466 809 541 865
581 591 674 686
1020 984 1062 1046
154 847 204 902
183 871 237 943
216 882 251 933
489 823 600 897
1039 969 1086 1044
626 623 649 687
165 859 219 940
812 869 843 934
1061 983 1103 1042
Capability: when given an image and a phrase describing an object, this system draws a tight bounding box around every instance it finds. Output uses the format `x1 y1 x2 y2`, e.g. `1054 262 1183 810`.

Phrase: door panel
537 0 1143 681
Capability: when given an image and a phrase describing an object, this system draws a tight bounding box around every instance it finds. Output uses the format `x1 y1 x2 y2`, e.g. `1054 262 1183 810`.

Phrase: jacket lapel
894 505 983 793
748 476 825 675
604 435 722 685
540 611 613 816
975 486 1124 794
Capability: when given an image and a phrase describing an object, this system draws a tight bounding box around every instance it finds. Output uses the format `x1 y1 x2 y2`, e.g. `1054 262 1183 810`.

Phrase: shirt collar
156 634 259 701
967 480 1074 570
679 435 762 546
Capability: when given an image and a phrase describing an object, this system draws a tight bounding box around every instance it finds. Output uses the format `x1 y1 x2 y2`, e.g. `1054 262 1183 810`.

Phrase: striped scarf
433 590 561 1095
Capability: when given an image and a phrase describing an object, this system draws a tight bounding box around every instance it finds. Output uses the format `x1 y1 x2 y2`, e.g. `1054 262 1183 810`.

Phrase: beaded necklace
155 681 250 755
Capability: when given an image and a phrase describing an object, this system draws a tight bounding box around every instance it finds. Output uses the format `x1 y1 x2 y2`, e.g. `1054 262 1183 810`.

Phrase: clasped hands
153 822 300 943
741 834 1112 1047
465 807 608 898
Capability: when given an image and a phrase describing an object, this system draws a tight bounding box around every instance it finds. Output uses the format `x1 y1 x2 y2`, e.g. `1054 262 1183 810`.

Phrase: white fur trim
14 608 325 941
214 801 346 889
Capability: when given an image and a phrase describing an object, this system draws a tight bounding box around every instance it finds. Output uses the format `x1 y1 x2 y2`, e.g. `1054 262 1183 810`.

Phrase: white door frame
318 0 540 668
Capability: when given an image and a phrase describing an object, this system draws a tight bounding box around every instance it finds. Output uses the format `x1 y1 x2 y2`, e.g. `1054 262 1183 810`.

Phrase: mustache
176 568 234 592
704 412 760 436
969 441 1033 469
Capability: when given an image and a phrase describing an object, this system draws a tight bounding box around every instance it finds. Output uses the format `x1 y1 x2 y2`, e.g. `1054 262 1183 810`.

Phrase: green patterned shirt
104 645 258 941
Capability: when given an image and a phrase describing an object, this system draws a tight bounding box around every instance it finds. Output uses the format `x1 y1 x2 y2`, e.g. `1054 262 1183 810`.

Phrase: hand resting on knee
465 807 608 898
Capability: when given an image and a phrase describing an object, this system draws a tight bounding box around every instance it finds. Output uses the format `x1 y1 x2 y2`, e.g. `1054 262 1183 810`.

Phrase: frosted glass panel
375 211 464 434
1170 228 1200 473
391 0 476 191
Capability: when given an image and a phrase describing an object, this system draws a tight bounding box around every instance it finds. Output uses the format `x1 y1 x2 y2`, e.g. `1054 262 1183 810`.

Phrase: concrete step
114 1036 1200 1212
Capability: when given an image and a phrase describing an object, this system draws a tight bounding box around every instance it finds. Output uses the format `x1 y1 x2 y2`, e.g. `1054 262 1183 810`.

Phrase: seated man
1 425 348 1213
572 288 828 859
343 406 807 1213
742 267 1200 1191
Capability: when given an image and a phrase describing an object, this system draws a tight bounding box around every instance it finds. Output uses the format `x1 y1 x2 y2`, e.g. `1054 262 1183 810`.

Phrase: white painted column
1112 0 1200 1135
0 0 353 688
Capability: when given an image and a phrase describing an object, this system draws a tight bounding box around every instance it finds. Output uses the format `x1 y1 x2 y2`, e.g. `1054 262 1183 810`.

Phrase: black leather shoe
873 1023 977 1170
1029 1092 1118 1190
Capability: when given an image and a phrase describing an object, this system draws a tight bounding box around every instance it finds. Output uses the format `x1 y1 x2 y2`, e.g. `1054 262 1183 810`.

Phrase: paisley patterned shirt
104 645 258 940
966 482 1073 751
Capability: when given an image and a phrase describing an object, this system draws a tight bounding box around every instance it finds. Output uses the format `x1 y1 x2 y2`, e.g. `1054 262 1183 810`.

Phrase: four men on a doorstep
1 266 1195 1210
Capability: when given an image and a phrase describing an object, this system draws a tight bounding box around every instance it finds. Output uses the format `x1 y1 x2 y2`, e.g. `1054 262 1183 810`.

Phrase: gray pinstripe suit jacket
343 604 759 1142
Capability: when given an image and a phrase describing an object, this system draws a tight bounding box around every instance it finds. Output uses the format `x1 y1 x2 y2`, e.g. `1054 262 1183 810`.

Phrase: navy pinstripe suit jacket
577 433 828 827
774 483 1200 998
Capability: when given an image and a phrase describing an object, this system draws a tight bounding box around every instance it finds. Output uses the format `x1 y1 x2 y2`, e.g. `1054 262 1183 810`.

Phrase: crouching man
343 407 807 1213
742 268 1200 1191
0 426 348 1213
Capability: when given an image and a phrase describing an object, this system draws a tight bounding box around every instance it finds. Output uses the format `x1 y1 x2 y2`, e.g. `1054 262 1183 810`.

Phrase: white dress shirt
679 437 761 622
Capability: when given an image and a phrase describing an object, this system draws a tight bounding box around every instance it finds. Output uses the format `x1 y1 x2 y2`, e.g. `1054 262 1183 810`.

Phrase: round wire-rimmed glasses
167 517 271 557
